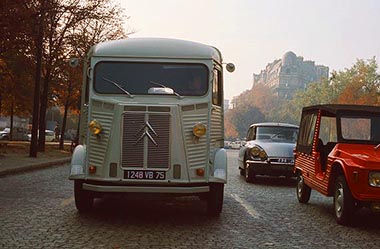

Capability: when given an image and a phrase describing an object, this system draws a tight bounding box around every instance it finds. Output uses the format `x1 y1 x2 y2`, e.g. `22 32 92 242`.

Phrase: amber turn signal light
89 165 96 174
196 168 205 176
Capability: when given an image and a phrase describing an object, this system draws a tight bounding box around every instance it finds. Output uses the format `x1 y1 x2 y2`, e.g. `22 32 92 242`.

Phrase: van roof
302 104 380 115
90 38 222 62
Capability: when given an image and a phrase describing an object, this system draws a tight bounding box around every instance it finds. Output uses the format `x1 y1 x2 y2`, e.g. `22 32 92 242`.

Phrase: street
1 150 379 249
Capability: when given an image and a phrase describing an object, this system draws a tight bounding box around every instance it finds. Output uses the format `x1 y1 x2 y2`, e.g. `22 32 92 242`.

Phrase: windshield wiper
102 77 134 98
375 144 380 150
149 81 183 99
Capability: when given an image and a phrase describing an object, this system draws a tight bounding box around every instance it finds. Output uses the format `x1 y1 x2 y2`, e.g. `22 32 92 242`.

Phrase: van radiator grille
122 112 170 168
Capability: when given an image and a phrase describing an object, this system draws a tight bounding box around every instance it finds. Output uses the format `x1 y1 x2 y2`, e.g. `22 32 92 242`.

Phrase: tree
224 111 239 140
333 58 380 105
226 105 266 138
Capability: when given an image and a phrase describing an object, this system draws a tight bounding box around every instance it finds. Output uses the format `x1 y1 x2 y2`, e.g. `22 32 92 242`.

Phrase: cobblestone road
1 150 379 248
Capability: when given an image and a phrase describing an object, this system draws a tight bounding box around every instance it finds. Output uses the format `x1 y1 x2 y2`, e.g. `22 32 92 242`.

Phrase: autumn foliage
0 0 131 154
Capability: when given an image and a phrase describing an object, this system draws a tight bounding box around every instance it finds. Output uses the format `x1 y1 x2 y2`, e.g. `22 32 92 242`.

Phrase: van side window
297 113 317 154
212 69 222 106
319 116 337 144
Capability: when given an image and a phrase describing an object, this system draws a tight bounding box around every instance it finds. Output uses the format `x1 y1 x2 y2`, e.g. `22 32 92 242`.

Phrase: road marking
61 196 74 207
230 193 260 219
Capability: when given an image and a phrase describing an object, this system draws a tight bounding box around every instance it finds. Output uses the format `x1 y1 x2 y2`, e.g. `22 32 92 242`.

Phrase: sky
117 0 380 100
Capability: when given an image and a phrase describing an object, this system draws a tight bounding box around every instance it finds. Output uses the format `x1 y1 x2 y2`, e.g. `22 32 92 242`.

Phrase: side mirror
69 58 79 68
226 63 235 73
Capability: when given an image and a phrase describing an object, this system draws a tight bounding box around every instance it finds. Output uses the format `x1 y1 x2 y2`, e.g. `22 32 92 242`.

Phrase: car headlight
249 146 267 160
193 123 206 137
250 146 260 157
259 150 268 160
89 120 102 135
369 171 380 187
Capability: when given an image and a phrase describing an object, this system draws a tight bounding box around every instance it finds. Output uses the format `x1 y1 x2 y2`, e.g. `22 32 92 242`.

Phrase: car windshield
340 115 380 143
256 126 298 143
94 62 208 96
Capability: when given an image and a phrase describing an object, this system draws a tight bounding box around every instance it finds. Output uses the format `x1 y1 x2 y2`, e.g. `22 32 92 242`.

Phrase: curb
0 157 71 177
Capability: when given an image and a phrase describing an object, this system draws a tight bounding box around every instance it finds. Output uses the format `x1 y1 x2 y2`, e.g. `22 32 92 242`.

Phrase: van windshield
94 62 208 96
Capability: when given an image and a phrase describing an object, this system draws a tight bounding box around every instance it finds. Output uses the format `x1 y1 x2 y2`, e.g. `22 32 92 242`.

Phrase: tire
207 183 224 216
239 167 245 176
296 172 311 203
245 164 256 183
74 180 94 213
334 175 355 225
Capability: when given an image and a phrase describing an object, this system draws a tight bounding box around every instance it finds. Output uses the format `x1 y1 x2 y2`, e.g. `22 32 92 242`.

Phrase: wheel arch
328 161 346 196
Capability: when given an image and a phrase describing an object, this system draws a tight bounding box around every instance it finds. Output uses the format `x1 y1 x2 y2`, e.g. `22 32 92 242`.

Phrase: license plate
124 170 166 180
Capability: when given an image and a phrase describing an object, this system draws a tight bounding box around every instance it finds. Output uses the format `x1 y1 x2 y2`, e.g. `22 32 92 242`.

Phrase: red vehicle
294 104 380 225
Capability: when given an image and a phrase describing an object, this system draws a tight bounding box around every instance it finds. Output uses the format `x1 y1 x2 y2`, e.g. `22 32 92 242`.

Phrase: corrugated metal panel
122 111 171 169
122 112 145 168
147 114 170 168
296 154 330 195
80 106 88 143
182 113 208 169
88 111 113 167
209 106 223 161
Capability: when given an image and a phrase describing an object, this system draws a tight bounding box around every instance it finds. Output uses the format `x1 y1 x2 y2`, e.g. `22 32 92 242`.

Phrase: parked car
27 130 57 142
0 127 29 141
294 104 380 225
224 141 232 149
230 141 243 149
237 122 299 182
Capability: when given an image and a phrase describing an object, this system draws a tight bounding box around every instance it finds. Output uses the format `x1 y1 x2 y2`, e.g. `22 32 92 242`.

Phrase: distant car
237 122 299 182
27 130 57 142
0 127 29 141
294 104 380 225
230 141 242 149
224 141 232 149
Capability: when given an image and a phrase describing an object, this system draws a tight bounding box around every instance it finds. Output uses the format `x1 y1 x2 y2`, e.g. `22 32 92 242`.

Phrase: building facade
253 51 329 99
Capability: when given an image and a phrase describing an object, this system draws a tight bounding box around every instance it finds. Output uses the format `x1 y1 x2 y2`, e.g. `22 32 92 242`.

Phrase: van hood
336 143 380 169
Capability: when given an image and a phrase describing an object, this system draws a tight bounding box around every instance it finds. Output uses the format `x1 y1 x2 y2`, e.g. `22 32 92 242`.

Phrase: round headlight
369 171 380 187
250 147 260 157
89 120 102 135
259 150 267 160
193 123 206 137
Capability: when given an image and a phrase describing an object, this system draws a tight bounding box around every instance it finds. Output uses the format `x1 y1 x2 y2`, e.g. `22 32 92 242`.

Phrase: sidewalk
0 141 72 176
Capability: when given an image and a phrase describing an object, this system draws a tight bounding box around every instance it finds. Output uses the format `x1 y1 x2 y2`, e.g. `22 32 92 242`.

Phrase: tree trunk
60 99 69 150
10 99 14 141
38 73 50 152
29 1 45 158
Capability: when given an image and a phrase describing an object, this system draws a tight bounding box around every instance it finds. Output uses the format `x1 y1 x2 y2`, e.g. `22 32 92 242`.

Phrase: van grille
122 112 170 168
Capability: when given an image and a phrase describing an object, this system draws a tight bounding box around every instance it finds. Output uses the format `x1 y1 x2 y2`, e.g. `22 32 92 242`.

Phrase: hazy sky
118 0 380 100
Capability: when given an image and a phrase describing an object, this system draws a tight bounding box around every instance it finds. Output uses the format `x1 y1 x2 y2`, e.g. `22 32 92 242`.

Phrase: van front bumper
82 182 210 194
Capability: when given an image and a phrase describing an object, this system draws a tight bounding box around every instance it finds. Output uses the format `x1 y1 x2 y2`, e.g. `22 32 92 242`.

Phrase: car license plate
124 170 166 180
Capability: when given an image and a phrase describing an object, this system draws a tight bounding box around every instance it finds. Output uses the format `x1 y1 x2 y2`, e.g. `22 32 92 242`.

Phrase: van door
295 111 319 187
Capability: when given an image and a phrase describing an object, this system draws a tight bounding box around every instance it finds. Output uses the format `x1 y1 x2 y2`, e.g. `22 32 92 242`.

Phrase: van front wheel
207 183 224 216
334 175 355 225
74 180 93 213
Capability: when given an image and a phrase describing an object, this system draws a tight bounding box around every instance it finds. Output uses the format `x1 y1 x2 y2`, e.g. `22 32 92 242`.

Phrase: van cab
69 38 234 216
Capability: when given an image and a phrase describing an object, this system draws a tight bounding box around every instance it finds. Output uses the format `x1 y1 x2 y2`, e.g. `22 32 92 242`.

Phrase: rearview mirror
226 63 235 73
